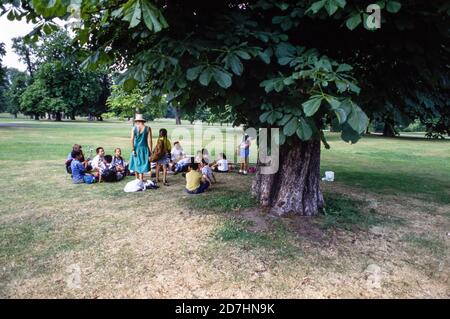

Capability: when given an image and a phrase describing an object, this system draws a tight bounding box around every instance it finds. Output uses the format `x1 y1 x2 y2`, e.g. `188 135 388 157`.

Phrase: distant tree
0 42 7 112
11 37 37 77
107 84 167 121
5 68 29 117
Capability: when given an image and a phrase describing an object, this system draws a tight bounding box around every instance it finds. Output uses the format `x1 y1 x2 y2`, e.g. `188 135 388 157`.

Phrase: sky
0 15 36 71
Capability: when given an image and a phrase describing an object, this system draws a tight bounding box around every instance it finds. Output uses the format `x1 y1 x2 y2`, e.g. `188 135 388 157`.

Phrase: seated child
201 159 216 185
212 153 229 173
66 144 91 174
112 148 128 175
171 141 185 163
100 155 124 182
70 150 95 184
91 147 105 172
173 155 192 174
195 148 210 164
185 163 210 194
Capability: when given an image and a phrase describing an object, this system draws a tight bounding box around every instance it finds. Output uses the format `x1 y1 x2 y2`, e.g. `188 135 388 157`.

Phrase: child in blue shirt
70 150 95 184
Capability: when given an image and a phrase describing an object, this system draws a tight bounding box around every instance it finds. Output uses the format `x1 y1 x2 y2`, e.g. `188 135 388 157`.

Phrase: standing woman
129 114 153 184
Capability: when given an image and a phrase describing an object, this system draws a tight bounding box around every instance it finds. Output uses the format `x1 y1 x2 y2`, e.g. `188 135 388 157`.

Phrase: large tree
0 42 7 112
4 0 448 215
10 30 110 120
4 68 29 117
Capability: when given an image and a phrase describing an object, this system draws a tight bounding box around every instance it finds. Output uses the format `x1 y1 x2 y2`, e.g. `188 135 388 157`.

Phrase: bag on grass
101 167 117 182
124 179 145 192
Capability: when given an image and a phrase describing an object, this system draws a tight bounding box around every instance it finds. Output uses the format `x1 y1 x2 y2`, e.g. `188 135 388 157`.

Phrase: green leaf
125 0 142 28
141 1 161 32
258 48 272 64
226 54 243 76
326 96 341 109
335 80 347 93
267 110 283 124
302 96 323 117
283 116 298 136
341 124 361 144
259 111 270 123
123 78 138 92
335 0 346 8
278 131 286 145
347 103 369 134
324 0 338 16
186 66 204 81
235 50 251 60
199 68 213 86
260 79 275 93
348 82 361 95
212 68 232 88
278 114 293 126
307 0 325 14
336 63 353 72
346 12 362 30
386 1 402 13
296 118 313 140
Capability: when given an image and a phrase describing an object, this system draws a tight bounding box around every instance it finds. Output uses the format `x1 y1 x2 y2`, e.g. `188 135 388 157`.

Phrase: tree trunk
252 139 324 216
55 112 62 121
34 114 39 120
383 118 397 137
70 112 76 120
175 107 182 125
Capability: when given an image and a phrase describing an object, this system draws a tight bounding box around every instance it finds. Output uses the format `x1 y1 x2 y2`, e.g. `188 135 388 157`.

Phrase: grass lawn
0 118 449 298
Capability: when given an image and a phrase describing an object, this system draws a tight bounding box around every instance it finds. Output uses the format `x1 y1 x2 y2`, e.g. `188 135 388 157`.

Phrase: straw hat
134 113 146 122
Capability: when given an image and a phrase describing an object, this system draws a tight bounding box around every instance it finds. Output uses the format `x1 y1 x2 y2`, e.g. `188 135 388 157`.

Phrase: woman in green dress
129 114 153 182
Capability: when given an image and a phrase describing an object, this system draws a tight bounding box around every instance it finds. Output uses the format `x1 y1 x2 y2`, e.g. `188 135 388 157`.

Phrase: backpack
65 159 73 174
101 167 117 182
150 138 165 162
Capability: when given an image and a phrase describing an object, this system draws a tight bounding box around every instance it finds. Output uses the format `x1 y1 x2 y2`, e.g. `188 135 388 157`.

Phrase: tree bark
383 118 397 137
55 112 62 121
252 139 324 216
175 107 182 125
34 114 39 120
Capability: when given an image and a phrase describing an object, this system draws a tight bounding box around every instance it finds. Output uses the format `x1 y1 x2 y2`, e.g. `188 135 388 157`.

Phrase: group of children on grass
66 145 128 184
66 114 252 195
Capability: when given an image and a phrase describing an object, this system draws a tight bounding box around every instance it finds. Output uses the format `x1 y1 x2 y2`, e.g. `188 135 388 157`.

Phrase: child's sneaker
239 169 243 174
243 170 248 175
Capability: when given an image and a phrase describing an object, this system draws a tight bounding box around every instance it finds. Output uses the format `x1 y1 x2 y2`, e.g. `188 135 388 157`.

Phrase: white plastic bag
322 171 335 182
124 179 145 192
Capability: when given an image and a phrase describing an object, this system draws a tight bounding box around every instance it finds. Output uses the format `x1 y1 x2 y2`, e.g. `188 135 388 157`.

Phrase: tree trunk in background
55 112 62 121
175 107 182 125
34 114 39 120
383 118 397 137
252 139 324 216
70 112 76 120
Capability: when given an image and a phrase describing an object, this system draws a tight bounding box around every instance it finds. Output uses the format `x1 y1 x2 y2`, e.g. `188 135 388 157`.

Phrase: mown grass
213 218 301 258
321 134 450 204
185 188 257 213
318 193 405 231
